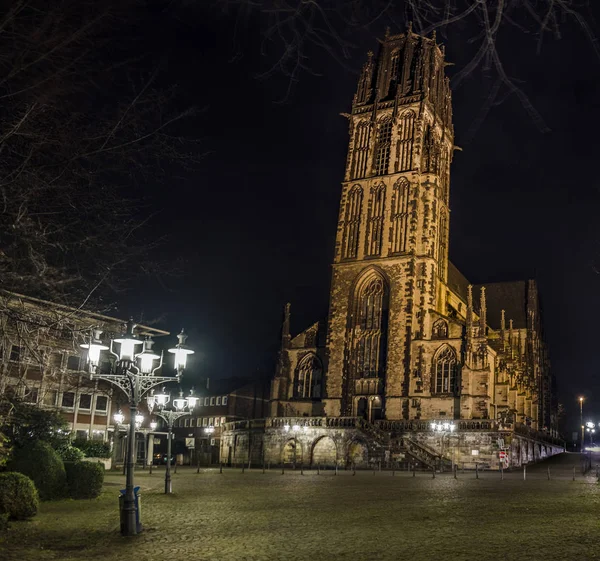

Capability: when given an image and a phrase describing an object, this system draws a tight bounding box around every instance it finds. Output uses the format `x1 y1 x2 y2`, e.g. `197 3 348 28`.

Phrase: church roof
473 281 528 330
447 261 470 301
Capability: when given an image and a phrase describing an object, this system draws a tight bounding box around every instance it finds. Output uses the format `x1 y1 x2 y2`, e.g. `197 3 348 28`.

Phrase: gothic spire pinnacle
281 302 291 350
479 286 487 337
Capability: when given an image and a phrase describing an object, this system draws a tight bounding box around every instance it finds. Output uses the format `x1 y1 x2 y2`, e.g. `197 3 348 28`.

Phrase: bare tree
215 0 598 129
0 0 198 310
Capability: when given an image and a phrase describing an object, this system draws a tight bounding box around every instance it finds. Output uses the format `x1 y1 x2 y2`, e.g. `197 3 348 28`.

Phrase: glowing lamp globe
80 329 108 367
114 319 142 361
113 410 125 425
150 421 157 431
138 338 160 374
168 329 194 372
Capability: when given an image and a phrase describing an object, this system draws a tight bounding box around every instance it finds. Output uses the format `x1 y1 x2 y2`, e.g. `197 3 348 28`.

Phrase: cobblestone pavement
2 466 600 561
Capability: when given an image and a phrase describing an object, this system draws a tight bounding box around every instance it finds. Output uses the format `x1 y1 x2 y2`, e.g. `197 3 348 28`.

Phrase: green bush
8 440 67 500
72 439 111 458
65 461 104 499
57 444 85 462
0 472 39 520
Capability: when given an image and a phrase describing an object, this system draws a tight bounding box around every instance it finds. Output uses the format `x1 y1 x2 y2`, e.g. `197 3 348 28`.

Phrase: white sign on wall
185 437 195 449
471 450 479 456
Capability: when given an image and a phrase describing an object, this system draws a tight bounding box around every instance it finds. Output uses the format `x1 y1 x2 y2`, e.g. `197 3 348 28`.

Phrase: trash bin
119 487 142 534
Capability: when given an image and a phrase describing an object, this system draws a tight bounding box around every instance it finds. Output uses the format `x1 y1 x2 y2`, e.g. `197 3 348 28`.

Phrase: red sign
499 451 507 459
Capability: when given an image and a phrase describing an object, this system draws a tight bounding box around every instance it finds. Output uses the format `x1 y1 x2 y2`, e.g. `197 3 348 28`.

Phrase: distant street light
579 397 584 450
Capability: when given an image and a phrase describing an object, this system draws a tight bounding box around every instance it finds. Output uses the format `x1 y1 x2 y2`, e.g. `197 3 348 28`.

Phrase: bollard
149 463 153 475
317 464 320 475
475 464 479 479
379 461 382 472
242 464 245 474
353 463 356 476
523 464 527 481
547 467 550 481
432 466 435 479
453 464 457 479
500 463 503 481
262 461 265 474
335 464 338 476
392 468 395 477
413 464 416 477
281 464 285 475
301 464 304 475
174 462 177 474
573 466 575 481
219 463 223 474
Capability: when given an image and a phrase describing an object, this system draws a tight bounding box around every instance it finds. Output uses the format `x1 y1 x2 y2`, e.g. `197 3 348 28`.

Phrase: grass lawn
2 466 600 561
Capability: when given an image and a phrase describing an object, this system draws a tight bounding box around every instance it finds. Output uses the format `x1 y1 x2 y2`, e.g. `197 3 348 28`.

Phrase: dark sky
120 5 600 432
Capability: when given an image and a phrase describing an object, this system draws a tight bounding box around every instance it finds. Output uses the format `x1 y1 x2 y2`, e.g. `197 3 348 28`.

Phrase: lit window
76 430 88 440
79 394 92 410
190 418 196 427
61 392 75 408
434 346 459 394
222 417 226 425
216 396 221 405
209 417 214 426
95 396 108 412
92 430 104 441
210 397 215 406
204 397 209 406
215 417 220 427
202 418 208 427
222 396 228 406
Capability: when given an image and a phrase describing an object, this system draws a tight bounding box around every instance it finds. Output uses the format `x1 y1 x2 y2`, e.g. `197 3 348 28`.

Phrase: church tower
324 28 454 420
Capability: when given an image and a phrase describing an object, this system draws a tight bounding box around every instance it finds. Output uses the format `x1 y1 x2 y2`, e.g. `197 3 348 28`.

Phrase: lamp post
430 421 457 471
204 425 215 466
147 387 198 494
137 420 157 469
112 410 125 470
586 422 595 447
80 324 193 536
283 423 307 469
579 397 584 451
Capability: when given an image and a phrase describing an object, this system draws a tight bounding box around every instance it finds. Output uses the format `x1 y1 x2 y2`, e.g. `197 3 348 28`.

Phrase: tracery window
396 111 415 172
348 273 389 379
389 178 410 254
373 118 392 176
294 354 323 398
434 346 459 394
422 125 440 174
365 183 386 256
437 211 448 278
341 185 363 259
351 121 371 179
432 319 448 339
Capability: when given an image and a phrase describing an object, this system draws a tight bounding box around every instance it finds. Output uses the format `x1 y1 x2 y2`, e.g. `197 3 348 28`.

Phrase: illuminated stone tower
324 28 455 420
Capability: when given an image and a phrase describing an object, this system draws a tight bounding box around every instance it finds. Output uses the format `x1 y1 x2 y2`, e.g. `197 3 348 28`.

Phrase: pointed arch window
437 210 448 279
432 319 448 339
396 110 415 172
422 125 440 174
390 178 410 254
341 185 363 259
348 273 389 380
365 183 386 257
434 346 459 394
294 354 323 398
373 118 392 176
351 121 371 179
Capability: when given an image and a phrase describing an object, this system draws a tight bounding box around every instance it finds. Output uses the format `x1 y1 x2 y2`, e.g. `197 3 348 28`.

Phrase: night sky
119 5 600 432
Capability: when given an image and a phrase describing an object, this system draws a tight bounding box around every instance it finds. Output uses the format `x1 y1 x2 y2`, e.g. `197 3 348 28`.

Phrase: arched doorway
347 440 368 468
357 397 368 420
312 436 337 467
282 439 303 466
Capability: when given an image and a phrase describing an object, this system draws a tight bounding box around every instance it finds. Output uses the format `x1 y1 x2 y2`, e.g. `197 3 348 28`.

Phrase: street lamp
113 410 125 469
579 397 584 450
586 422 596 447
430 422 457 471
79 321 193 536
147 388 198 494
283 424 307 468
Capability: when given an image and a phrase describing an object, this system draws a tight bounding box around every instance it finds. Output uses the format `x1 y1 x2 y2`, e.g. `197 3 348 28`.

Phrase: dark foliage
56 445 85 462
72 439 111 459
64 461 105 500
0 472 39 520
8 441 67 500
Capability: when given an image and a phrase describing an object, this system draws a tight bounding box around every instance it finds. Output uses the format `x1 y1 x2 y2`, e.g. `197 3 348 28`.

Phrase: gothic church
223 29 561 470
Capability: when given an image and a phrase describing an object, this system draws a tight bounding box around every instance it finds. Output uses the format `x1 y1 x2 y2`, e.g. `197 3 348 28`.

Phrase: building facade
223 29 562 470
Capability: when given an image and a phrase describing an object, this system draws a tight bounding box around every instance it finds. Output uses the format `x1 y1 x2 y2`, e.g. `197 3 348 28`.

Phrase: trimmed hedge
65 461 104 499
57 444 85 462
72 439 111 459
9 440 67 500
0 472 39 520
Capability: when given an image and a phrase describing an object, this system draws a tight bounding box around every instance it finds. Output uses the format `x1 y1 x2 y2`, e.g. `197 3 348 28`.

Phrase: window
365 183 385 257
196 417 201 426
204 397 209 406
222 397 228 406
411 399 420 407
347 272 389 381
294 354 323 399
190 418 196 427
216 396 221 405
202 418 208 427
209 417 215 426
423 126 440 175
79 394 92 410
221 417 226 425
42 390 57 406
351 121 371 179
66 355 81 371
396 111 415 172
437 211 448 279
23 387 38 404
432 319 448 339
434 346 459 394
92 430 104 441
95 396 108 412
76 430 88 440
61 392 75 408
373 118 392 176
10 345 21 362
210 397 215 406
390 178 410 254
341 185 363 260
184 418 190 427
215 417 221 427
